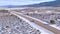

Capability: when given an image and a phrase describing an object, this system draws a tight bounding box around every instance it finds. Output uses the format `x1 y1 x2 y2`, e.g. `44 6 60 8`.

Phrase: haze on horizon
0 0 55 6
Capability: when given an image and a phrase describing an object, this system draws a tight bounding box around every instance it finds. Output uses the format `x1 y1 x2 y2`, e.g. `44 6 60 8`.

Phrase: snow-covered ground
11 11 54 34
24 14 60 30
14 11 60 31
21 12 60 30
0 13 41 34
50 24 60 30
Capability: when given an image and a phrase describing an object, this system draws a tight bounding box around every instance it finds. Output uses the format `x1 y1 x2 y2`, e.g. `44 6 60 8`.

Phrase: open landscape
13 7 60 29
0 7 59 34
0 0 60 34
0 10 41 34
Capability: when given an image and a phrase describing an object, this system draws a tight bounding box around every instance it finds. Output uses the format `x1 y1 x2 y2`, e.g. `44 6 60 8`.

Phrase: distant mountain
22 0 60 7
0 5 22 8
0 0 60 8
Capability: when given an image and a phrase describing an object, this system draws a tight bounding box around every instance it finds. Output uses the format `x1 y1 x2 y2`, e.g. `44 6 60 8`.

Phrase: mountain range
22 0 60 7
0 0 60 8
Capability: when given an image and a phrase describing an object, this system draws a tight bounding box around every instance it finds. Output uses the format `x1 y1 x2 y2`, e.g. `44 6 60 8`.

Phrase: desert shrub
50 20 55 24
26 13 29 15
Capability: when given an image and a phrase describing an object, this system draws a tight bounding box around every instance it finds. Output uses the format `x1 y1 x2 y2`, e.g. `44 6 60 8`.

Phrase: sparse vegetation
26 13 29 15
50 20 55 24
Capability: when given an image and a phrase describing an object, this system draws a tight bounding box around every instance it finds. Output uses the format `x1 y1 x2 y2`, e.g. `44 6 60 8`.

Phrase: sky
0 0 56 6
